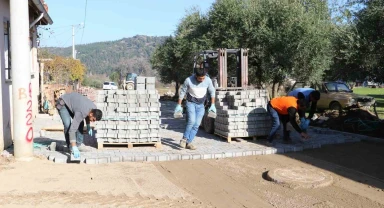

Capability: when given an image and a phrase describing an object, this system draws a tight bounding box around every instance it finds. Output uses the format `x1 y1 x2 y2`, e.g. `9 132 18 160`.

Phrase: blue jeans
57 105 84 147
183 101 205 143
267 103 280 142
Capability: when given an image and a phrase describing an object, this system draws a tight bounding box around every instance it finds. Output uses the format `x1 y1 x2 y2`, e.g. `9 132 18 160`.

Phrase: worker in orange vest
266 96 310 146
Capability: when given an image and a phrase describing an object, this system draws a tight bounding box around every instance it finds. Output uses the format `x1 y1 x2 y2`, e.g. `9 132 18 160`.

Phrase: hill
42 35 168 76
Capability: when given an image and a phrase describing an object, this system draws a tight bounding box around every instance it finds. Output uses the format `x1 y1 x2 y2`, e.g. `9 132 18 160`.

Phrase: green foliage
44 56 87 84
152 0 334 97
354 0 384 80
109 71 120 83
82 76 103 89
328 0 384 82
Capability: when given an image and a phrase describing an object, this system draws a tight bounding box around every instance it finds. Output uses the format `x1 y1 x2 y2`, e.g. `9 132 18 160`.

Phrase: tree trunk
175 82 180 99
271 81 278 98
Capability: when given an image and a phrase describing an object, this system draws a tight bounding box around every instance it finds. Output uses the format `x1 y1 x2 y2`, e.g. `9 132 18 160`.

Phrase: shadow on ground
284 140 384 190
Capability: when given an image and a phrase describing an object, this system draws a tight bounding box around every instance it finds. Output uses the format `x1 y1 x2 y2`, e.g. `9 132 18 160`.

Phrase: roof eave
30 0 53 25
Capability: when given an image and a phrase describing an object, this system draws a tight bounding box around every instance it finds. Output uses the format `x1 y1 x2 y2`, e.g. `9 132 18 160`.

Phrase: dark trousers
56 99 84 147
267 102 290 142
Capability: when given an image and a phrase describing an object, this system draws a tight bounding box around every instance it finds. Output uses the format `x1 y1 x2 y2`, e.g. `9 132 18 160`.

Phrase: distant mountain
43 35 168 76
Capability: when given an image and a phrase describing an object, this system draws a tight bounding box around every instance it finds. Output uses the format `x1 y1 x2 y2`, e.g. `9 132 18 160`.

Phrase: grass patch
353 87 384 119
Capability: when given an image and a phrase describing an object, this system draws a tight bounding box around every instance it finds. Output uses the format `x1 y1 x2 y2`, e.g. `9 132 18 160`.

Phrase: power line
80 0 88 45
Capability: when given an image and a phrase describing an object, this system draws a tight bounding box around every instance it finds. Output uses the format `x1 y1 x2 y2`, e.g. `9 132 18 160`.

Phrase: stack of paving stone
214 89 271 139
94 77 161 147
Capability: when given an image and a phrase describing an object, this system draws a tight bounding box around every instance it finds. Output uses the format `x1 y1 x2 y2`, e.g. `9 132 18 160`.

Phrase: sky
38 0 216 48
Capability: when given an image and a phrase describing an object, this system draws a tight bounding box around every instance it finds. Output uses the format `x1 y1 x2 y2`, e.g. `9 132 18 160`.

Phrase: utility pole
72 25 75 59
10 0 33 160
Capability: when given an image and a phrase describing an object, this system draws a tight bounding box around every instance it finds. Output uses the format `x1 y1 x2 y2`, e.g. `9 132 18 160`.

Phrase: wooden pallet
41 125 94 132
214 132 258 143
97 141 162 149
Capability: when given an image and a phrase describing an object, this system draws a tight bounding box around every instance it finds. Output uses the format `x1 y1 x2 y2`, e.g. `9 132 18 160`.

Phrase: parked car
103 81 118 90
288 81 376 111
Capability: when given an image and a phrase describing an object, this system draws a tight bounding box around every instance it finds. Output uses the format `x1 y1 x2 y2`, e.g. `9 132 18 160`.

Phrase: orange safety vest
270 96 298 115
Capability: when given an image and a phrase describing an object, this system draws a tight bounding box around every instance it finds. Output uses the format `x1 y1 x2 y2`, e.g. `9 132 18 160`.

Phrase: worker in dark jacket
266 96 310 146
56 92 102 158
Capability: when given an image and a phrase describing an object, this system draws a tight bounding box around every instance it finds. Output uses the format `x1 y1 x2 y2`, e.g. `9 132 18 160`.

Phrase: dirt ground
0 141 383 208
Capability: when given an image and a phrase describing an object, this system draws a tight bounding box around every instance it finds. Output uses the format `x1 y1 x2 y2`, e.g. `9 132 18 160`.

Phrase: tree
109 71 120 83
151 36 182 96
151 8 212 98
152 0 334 97
354 0 384 81
44 56 87 84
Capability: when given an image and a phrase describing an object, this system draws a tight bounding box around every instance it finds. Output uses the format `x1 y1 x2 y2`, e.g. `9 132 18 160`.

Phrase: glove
71 146 80 158
209 105 216 113
174 104 183 113
87 124 92 136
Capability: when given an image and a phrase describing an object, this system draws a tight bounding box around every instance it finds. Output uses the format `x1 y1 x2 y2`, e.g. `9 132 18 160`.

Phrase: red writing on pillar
25 83 33 142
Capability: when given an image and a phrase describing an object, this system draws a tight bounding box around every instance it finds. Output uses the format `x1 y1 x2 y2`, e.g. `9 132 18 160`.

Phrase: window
336 83 350 92
325 83 336 91
3 20 11 79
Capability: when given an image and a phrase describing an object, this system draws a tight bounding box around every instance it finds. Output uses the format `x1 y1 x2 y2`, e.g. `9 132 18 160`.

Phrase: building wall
0 0 12 150
0 0 43 150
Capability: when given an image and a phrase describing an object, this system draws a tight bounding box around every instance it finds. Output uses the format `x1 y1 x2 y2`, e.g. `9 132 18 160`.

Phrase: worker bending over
56 92 103 158
266 96 310 146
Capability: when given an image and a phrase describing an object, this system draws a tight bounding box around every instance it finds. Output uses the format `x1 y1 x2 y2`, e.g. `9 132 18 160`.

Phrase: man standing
174 68 216 150
288 88 320 120
56 92 103 158
266 96 310 146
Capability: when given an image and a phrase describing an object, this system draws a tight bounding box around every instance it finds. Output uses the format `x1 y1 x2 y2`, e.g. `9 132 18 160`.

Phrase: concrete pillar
10 0 34 160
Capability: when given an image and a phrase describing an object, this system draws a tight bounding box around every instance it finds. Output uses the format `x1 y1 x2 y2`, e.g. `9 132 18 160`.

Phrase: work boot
186 143 197 150
179 138 187 149
77 143 92 152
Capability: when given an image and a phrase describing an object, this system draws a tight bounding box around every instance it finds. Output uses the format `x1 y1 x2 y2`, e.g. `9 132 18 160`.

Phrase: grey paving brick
134 156 145 162
54 157 67 163
146 155 157 162
234 152 243 157
214 153 224 159
265 149 276 155
202 154 212 160
158 155 169 162
181 155 191 160
192 154 201 160
86 158 97 164
245 151 253 156
98 157 109 164
122 156 133 162
225 152 233 158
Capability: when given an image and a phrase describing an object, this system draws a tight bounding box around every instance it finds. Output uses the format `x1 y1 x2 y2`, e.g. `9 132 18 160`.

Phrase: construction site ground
0 100 383 207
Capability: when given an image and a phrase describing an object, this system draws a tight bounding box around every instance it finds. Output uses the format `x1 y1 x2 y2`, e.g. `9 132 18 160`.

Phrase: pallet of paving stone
97 141 162 149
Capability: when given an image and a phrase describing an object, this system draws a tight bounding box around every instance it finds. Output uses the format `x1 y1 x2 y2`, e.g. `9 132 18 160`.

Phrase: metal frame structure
193 48 249 89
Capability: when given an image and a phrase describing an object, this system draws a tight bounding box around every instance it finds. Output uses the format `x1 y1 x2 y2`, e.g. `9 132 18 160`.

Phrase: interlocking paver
21 100 374 164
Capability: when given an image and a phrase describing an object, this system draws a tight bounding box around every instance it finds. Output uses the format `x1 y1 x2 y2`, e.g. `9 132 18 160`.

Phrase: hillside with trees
42 35 167 77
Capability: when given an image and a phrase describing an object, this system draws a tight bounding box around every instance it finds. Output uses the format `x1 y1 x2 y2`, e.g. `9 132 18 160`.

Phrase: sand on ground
0 141 383 208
